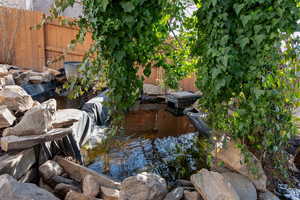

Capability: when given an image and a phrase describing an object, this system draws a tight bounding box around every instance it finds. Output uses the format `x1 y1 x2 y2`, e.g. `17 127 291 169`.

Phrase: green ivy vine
194 0 300 172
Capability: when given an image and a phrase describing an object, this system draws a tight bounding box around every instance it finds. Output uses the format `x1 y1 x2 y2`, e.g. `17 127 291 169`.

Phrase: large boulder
212 139 267 191
120 172 168 200
0 174 59 200
222 172 257 200
183 191 202 200
3 99 56 136
0 85 34 112
190 169 240 200
101 186 120 200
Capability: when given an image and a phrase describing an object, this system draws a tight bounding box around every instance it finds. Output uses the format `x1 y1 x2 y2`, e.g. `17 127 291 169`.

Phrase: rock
222 172 257 200
39 160 64 180
55 183 81 199
52 109 82 128
83 174 100 198
65 190 95 200
0 85 34 112
183 191 202 200
4 74 15 85
28 71 54 83
258 191 280 200
120 172 168 200
0 174 59 200
164 187 184 200
39 178 55 193
0 106 16 128
29 76 44 84
212 139 267 191
143 83 165 95
101 186 120 200
0 65 8 77
47 175 80 188
3 99 56 136
190 169 240 200
176 179 194 187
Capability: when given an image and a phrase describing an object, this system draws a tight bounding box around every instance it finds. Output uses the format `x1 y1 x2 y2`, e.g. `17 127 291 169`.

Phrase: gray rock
0 65 8 77
3 99 56 136
258 191 280 200
222 172 257 200
52 109 82 128
212 139 267 191
0 85 34 112
82 174 100 198
0 174 59 200
191 169 240 200
0 106 16 128
54 183 81 199
184 191 202 200
120 172 168 200
39 160 64 180
164 187 184 200
65 190 95 200
101 186 120 200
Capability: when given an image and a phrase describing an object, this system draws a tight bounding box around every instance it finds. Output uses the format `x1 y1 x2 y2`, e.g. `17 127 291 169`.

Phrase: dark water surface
82 104 208 183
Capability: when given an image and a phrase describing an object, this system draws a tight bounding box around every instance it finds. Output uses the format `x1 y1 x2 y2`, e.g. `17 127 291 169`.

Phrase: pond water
81 104 209 184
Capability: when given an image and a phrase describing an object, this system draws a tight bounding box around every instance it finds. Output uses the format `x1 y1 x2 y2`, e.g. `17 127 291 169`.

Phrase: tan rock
55 183 81 199
222 172 257 200
101 186 120 200
0 85 34 112
83 174 100 198
183 191 202 200
39 160 64 180
212 139 267 191
0 65 8 77
190 169 240 200
65 190 96 200
3 99 56 136
0 106 16 128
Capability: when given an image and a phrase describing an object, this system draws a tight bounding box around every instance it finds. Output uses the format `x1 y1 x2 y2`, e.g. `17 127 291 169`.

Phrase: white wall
0 0 29 9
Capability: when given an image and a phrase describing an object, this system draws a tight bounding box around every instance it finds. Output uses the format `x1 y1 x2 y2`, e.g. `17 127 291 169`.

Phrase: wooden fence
0 6 197 91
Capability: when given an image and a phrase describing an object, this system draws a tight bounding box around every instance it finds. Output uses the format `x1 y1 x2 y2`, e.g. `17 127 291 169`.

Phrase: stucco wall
32 0 82 18
0 0 30 9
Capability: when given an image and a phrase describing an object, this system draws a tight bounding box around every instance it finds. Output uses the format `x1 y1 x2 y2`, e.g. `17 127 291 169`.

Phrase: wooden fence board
0 6 197 91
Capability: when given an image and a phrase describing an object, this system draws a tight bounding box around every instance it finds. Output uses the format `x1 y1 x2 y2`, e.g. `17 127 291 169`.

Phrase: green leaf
239 37 249 49
233 3 244 15
254 34 265 45
100 0 109 11
240 15 251 26
120 2 135 12
212 68 222 79
211 0 217 6
143 63 152 77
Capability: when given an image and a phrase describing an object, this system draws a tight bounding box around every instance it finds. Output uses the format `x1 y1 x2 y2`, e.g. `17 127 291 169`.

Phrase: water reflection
83 104 207 183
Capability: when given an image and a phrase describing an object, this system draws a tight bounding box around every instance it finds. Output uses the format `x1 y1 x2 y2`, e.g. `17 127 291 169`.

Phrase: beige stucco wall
0 0 30 9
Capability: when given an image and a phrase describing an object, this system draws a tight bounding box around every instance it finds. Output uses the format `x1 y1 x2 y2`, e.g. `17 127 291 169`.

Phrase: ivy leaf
239 37 249 49
120 2 135 12
100 0 109 12
211 0 217 6
254 88 264 98
233 3 244 15
212 68 221 79
240 15 251 26
254 34 265 45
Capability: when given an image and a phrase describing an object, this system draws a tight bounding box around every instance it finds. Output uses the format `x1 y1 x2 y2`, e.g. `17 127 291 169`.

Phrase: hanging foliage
194 0 300 171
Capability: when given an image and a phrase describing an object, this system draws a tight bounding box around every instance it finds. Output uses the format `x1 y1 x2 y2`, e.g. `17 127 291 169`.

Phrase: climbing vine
194 0 300 172
50 0 300 177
